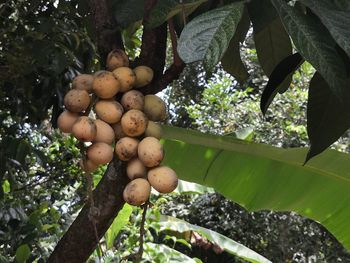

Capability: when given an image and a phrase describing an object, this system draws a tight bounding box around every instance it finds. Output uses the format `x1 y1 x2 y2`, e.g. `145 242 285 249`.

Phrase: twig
167 18 183 67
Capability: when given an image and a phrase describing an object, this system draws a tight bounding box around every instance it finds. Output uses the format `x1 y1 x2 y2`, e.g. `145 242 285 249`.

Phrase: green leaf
174 180 215 195
271 0 349 100
178 2 244 71
306 72 350 162
221 7 250 83
15 244 30 263
113 0 145 28
105 203 133 249
158 215 271 263
247 0 278 33
161 125 350 251
300 0 350 57
145 243 198 262
2 180 10 194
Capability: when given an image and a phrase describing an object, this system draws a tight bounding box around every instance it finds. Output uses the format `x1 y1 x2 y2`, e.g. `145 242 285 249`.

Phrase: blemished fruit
57 110 79 133
143 95 167 121
112 67 136 92
121 109 148 137
127 158 147 180
121 90 144 111
87 142 114 165
71 116 97 142
138 137 164 167
95 100 124 124
106 49 129 71
92 71 120 99
112 122 126 140
64 89 91 113
80 159 99 173
94 119 115 144
123 178 151 206
72 74 94 93
148 166 178 193
115 137 139 161
133 66 154 88
144 121 162 139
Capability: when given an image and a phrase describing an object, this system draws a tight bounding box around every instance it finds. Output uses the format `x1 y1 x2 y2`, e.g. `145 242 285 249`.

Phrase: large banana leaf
161 126 350 251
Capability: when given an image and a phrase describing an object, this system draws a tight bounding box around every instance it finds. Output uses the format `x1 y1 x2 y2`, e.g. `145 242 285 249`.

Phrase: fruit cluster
57 49 178 206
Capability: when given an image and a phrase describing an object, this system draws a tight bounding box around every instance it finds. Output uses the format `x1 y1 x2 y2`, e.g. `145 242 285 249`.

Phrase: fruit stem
135 201 149 262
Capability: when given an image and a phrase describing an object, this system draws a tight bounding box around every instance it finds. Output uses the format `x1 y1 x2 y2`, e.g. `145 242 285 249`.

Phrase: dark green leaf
15 244 30 263
248 0 278 33
306 72 350 162
113 0 145 28
178 2 244 71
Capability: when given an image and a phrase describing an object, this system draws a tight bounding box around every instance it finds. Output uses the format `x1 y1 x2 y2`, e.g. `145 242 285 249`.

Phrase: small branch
135 202 148 262
168 18 183 66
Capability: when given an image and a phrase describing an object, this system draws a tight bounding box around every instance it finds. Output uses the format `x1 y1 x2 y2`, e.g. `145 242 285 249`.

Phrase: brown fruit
112 67 136 92
144 121 162 139
115 137 139 161
94 119 115 144
127 158 147 180
120 90 144 111
121 109 148 137
95 100 124 124
106 49 129 71
57 110 79 133
92 71 120 99
111 122 127 140
123 178 151 206
71 116 97 142
143 95 167 121
72 74 94 93
148 166 178 193
64 89 90 113
138 137 164 167
80 159 99 173
133 66 154 88
87 142 114 165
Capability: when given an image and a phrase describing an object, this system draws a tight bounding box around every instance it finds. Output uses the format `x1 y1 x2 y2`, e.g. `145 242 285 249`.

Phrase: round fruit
123 178 151 206
148 166 178 193
111 122 126 140
71 116 97 142
138 137 164 167
120 90 144 111
64 89 90 113
92 71 120 99
72 74 94 93
133 66 154 88
115 137 139 161
112 67 136 92
87 142 114 165
94 119 115 144
57 110 79 133
95 100 124 124
144 121 162 139
121 109 148 137
106 49 129 71
143 95 166 121
80 159 99 173
127 158 147 180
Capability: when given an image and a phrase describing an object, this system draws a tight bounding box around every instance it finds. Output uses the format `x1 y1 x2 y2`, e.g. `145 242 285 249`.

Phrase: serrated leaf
178 2 244 71
15 244 30 263
261 53 304 114
300 0 350 58
221 7 250 83
271 0 349 100
306 72 350 162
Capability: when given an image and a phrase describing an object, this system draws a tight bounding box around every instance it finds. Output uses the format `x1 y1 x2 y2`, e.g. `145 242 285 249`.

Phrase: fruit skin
127 158 147 180
87 142 114 165
57 110 79 133
71 116 97 142
138 137 164 167
123 178 151 206
95 100 124 124
121 109 148 137
106 49 129 71
92 71 120 99
115 137 139 161
121 90 144 111
64 89 91 113
72 74 94 93
80 159 99 173
143 95 167 121
148 166 178 193
133 66 154 88
111 122 126 140
112 67 136 92
94 119 115 145
144 121 162 139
